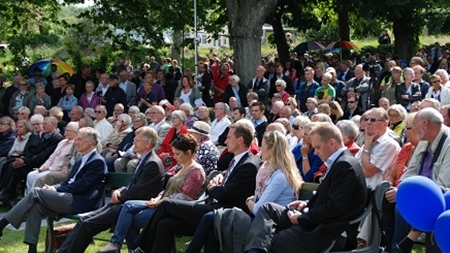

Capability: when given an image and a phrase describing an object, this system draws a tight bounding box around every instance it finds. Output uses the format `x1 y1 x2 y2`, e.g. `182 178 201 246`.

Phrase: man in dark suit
102 74 128 117
57 126 165 253
0 127 107 253
0 116 64 201
248 65 270 107
342 95 362 120
132 121 260 253
246 123 367 253
196 62 214 107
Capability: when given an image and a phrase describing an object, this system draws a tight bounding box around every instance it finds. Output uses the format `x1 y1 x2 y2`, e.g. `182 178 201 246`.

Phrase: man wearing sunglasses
355 108 400 246
342 95 362 120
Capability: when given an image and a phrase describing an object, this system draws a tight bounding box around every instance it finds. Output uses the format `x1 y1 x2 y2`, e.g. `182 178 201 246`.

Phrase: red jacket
158 125 188 169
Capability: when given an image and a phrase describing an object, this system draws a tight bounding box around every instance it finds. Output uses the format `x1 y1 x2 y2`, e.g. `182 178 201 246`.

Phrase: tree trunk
337 2 350 41
225 0 278 85
272 10 290 66
171 30 182 64
393 11 417 61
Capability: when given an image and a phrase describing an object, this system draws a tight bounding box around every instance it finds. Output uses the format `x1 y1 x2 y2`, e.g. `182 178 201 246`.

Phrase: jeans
110 200 157 249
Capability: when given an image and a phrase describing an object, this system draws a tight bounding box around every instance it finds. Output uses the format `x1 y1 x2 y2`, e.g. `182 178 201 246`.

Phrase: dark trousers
135 199 214 253
245 202 311 253
57 203 122 253
0 162 32 196
185 211 220 253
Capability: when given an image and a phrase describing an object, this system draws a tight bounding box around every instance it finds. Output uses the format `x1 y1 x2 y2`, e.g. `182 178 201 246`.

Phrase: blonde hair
317 103 331 115
329 101 344 119
263 131 303 191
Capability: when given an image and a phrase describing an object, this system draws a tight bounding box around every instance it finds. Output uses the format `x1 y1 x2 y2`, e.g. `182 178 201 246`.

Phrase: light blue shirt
253 169 296 215
324 147 348 179
254 118 265 128
57 95 78 112
232 86 242 107
119 82 127 92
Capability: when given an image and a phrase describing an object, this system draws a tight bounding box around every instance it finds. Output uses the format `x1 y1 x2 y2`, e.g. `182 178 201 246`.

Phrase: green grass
0 220 192 253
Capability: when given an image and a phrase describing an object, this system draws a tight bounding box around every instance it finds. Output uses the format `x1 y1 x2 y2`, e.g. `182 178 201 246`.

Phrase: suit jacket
248 77 269 107
124 81 137 108
255 121 268 146
223 83 248 108
207 152 259 214
118 150 165 202
296 150 367 252
56 151 107 213
199 72 214 107
395 82 421 108
342 107 362 120
22 131 64 169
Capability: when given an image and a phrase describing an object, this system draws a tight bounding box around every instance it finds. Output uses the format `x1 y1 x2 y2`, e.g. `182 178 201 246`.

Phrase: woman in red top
387 112 419 187
158 110 188 169
213 63 231 103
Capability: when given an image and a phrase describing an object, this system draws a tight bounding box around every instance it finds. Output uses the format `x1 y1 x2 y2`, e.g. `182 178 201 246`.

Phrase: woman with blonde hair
329 101 344 123
317 103 331 115
286 97 301 117
184 130 303 253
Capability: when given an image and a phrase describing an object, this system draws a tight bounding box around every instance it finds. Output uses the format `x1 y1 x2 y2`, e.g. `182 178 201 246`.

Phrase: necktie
223 158 235 184
419 147 433 179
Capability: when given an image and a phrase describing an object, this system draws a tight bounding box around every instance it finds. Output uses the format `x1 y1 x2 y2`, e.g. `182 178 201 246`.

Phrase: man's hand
385 187 397 203
42 184 55 191
364 132 377 149
207 174 224 189
111 190 121 204
288 200 307 212
401 94 409 100
13 158 25 169
288 209 302 224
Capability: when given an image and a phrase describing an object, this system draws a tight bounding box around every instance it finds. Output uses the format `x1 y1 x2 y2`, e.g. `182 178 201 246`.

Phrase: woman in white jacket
425 74 450 106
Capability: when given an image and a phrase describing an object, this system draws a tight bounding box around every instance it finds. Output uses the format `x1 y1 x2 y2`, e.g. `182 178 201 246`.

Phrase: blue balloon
434 210 450 252
397 176 445 232
444 191 450 210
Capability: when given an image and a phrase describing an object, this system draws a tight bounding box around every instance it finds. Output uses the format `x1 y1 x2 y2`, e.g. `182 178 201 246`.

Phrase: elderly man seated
0 127 107 253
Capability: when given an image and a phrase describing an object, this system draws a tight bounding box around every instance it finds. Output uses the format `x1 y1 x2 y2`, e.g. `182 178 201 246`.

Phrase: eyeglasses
431 80 440 84
388 114 399 117
287 103 292 106
292 124 300 130
95 111 102 113
405 127 413 130
276 85 282 87
348 101 356 104
363 118 385 122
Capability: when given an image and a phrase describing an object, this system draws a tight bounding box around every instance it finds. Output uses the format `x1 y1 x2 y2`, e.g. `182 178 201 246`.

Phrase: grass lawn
0 221 192 253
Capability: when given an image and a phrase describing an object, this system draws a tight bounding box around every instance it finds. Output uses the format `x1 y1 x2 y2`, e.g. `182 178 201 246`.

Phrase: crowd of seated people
0 51 448 253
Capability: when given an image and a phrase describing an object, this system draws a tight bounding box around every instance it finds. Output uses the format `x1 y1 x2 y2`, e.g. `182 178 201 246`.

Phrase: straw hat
188 121 211 136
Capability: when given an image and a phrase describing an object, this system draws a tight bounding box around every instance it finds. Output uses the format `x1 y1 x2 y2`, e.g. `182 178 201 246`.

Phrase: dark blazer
22 131 64 168
56 151 107 213
223 83 248 108
118 151 165 202
395 82 422 108
247 77 270 107
102 86 127 117
296 150 367 252
0 130 15 157
255 121 268 146
199 72 214 107
207 152 259 214
342 107 362 120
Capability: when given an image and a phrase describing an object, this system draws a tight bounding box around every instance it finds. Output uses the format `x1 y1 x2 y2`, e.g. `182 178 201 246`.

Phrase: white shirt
224 151 248 185
68 148 96 184
210 116 231 145
94 118 114 142
355 130 400 188
150 120 165 131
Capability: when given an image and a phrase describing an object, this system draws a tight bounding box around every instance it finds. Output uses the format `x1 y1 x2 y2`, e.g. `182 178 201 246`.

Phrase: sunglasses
287 103 292 106
405 127 413 130
95 111 102 113
292 124 300 130
348 101 356 104
431 80 440 84
363 118 385 122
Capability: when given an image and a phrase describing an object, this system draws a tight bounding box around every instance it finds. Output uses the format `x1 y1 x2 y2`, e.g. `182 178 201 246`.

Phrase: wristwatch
362 149 370 154
302 157 309 160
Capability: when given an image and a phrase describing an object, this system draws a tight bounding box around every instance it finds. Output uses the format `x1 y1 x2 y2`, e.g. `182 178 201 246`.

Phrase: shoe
95 249 120 253
129 248 145 253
